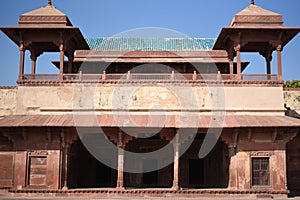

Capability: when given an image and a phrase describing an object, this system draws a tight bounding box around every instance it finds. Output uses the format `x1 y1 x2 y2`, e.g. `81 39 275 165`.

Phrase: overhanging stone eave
74 50 228 58
0 26 89 50
1 115 300 129
213 26 300 50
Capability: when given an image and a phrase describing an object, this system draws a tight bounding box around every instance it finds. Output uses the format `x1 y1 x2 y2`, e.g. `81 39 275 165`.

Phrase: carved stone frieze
28 150 48 156
250 151 274 157
17 79 284 87
233 16 283 25
20 16 67 24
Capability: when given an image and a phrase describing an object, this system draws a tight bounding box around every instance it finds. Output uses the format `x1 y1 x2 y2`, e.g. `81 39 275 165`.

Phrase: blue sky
0 0 300 86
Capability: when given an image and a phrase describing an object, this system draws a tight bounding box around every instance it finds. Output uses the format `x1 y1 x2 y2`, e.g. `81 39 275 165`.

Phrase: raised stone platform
5 188 289 199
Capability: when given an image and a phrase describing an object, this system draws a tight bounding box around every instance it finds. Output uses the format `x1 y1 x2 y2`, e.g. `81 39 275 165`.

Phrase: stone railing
18 73 280 86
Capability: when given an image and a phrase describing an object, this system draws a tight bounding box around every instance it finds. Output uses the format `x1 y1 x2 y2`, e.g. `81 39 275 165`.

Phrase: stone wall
1 86 300 117
0 87 17 117
15 85 285 116
284 89 300 114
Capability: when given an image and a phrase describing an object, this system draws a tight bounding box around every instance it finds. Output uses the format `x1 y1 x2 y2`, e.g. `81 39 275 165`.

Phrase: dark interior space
287 132 300 197
180 134 229 189
189 159 204 185
124 134 174 188
68 137 117 188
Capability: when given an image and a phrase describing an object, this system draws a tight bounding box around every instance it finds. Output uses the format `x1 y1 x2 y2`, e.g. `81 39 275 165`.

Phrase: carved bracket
269 39 283 52
283 129 298 144
259 50 273 62
220 129 239 148
60 128 78 148
29 49 44 60
160 129 175 142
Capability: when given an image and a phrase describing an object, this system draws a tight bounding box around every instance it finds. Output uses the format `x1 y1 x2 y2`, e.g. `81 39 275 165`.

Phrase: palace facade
0 1 300 198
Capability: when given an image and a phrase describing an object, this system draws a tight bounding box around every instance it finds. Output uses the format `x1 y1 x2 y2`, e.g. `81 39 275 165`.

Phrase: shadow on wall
285 104 300 119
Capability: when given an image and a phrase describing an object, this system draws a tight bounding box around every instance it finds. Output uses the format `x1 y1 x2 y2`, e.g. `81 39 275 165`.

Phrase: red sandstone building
0 1 300 198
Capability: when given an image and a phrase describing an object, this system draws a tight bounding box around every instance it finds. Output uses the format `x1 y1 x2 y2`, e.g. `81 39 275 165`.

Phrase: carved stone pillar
19 43 25 80
68 55 74 74
228 145 238 189
172 131 180 190
234 45 242 80
117 130 125 189
221 130 239 189
30 54 37 77
183 63 187 73
60 129 77 190
229 59 234 77
263 51 273 80
59 43 65 80
276 45 283 81
62 142 70 190
266 57 271 75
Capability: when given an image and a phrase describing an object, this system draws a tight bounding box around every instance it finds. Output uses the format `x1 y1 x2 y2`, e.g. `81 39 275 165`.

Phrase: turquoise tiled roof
85 38 216 51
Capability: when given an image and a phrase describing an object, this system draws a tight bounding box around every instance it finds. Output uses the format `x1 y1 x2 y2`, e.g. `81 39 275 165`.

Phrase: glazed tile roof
85 38 216 51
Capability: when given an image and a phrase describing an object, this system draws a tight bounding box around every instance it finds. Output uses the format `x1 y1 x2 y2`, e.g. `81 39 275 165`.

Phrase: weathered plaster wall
0 86 293 117
15 85 284 116
284 89 300 114
0 87 17 117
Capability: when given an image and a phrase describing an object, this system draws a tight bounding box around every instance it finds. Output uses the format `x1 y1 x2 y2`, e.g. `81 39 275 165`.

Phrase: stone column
59 43 65 80
234 45 242 80
183 63 187 73
222 130 239 189
172 132 180 190
229 58 234 79
62 142 70 190
117 130 125 189
266 59 271 75
265 52 272 80
266 60 271 80
68 55 74 74
19 43 25 80
228 146 237 189
30 54 36 78
276 45 283 81
60 129 73 190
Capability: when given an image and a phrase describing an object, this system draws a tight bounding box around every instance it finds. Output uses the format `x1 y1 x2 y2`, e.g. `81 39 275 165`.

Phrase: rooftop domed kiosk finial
48 0 52 6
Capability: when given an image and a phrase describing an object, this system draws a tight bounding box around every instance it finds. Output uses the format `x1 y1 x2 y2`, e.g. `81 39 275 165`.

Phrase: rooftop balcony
18 72 280 86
